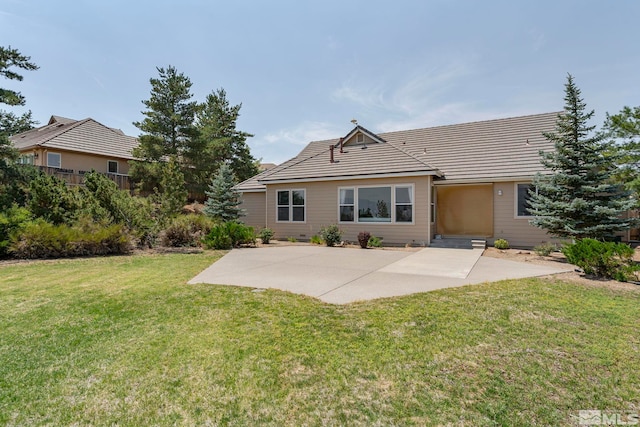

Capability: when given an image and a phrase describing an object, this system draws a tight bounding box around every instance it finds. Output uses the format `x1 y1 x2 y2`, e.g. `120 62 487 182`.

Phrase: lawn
1 252 639 426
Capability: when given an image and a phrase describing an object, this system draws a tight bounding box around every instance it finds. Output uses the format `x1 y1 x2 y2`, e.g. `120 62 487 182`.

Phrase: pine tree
157 157 187 219
529 74 636 240
0 46 39 210
604 106 640 198
130 65 198 192
203 163 244 222
186 88 258 190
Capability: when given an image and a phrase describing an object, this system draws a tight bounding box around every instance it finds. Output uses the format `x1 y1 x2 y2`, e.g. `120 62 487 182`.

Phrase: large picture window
339 185 414 224
277 189 305 222
516 183 535 217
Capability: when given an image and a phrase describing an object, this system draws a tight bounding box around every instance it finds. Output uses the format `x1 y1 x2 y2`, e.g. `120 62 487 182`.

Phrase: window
339 188 354 222
358 186 391 222
339 185 414 224
277 189 305 222
395 186 413 222
18 154 34 165
108 160 119 174
356 134 365 143
516 183 535 217
47 152 61 168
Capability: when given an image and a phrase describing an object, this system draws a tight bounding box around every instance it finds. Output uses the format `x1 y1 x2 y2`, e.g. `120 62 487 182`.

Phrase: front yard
1 252 638 426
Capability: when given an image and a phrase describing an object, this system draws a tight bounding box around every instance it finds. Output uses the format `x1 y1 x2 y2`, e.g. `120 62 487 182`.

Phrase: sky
1 0 639 164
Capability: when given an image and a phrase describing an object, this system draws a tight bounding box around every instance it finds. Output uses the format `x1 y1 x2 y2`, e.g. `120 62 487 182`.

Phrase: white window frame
337 184 415 225
107 160 119 174
276 189 306 223
515 182 536 219
356 134 365 143
47 152 61 168
18 154 34 165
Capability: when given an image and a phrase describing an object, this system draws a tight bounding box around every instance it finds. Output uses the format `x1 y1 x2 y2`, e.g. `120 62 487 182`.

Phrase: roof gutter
259 170 442 185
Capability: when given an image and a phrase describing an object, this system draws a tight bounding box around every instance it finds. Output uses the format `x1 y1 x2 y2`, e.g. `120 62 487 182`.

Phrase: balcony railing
34 166 132 191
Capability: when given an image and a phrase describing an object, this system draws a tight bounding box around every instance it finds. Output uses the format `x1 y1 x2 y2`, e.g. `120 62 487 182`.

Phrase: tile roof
235 112 560 191
10 116 139 160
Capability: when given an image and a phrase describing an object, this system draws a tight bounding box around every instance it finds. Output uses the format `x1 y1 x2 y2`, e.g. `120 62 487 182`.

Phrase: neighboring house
236 112 562 248
9 115 138 190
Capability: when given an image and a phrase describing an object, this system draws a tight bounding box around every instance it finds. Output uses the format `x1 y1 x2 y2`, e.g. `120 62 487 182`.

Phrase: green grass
1 252 639 426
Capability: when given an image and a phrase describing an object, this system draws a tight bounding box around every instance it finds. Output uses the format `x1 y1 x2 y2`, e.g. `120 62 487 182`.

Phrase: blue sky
2 0 639 164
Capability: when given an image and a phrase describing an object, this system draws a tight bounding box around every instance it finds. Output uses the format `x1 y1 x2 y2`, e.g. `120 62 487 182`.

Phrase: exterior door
436 184 493 237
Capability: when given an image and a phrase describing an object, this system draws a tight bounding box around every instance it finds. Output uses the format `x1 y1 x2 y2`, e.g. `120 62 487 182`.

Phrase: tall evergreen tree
130 65 198 192
203 163 244 222
156 157 187 219
187 88 259 190
529 74 636 240
604 106 640 199
0 46 39 210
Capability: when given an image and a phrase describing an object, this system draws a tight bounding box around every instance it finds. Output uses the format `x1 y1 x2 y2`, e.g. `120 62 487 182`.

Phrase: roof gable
341 124 386 147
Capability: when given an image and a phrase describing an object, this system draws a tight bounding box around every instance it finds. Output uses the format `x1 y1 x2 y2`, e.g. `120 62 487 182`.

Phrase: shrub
562 238 638 282
310 235 323 245
0 206 32 258
368 235 383 248
319 225 342 247
494 239 510 250
160 214 214 247
202 221 255 250
10 219 132 259
357 231 371 249
287 236 297 243
534 242 556 257
28 173 80 225
258 228 274 244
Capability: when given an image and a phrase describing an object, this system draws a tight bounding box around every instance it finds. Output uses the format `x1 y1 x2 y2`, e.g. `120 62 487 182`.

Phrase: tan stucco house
9 115 138 190
236 112 561 248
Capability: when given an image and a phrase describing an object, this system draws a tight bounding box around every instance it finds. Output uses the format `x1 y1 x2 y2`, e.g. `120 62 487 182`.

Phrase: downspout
426 178 432 246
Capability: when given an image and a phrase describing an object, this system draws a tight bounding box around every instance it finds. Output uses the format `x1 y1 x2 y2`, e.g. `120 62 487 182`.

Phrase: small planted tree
204 163 244 222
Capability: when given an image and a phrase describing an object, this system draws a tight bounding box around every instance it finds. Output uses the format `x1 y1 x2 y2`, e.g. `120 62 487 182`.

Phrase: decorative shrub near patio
202 221 255 250
319 225 342 247
562 238 638 281
310 235 323 245
357 231 371 249
534 242 556 257
494 238 510 249
160 214 215 247
368 235 383 248
258 228 274 244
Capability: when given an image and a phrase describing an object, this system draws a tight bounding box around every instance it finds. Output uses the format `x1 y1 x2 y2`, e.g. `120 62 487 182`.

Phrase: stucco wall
492 181 557 248
240 192 266 229
31 148 131 175
265 176 432 245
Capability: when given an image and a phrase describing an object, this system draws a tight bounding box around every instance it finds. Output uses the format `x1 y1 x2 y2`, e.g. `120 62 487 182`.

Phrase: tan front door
436 184 493 237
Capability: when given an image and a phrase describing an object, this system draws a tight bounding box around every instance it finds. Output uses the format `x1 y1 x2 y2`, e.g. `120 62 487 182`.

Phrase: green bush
0 206 32 258
287 236 297 243
562 238 638 282
534 242 556 257
28 173 80 225
160 214 214 247
368 235 383 248
357 231 371 249
258 228 274 244
10 219 132 259
319 225 342 247
310 235 323 245
494 239 510 250
202 222 255 250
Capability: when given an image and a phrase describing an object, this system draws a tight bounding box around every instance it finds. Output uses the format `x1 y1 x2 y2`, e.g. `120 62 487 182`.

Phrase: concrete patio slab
188 245 573 304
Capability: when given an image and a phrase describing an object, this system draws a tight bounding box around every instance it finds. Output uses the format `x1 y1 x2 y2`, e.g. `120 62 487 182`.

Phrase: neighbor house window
339 188 355 222
277 189 305 222
107 160 119 174
18 154 34 165
516 183 535 217
47 152 61 168
339 185 414 224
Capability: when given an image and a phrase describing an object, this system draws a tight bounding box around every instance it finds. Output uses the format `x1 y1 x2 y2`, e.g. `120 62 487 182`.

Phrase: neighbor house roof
236 112 560 191
10 115 138 160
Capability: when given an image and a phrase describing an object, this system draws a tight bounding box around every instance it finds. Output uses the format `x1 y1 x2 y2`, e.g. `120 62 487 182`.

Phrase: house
9 115 139 190
236 112 563 248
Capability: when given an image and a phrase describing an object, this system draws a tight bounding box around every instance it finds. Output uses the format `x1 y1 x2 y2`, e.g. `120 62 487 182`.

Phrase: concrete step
430 238 487 250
